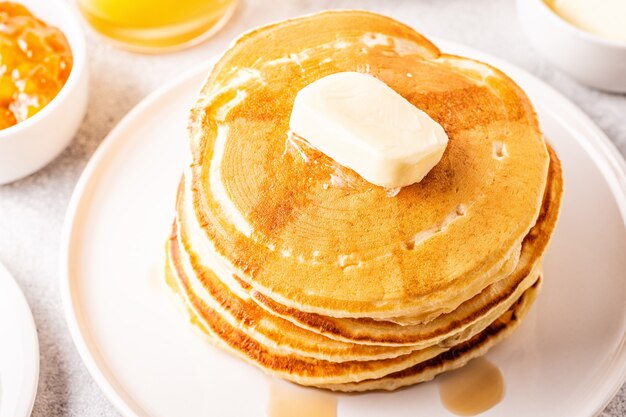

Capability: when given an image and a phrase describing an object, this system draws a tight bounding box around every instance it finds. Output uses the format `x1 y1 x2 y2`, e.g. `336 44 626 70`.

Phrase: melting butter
290 72 448 189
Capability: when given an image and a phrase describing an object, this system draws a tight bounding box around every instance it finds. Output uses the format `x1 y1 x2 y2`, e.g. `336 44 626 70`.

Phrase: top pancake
187 10 550 319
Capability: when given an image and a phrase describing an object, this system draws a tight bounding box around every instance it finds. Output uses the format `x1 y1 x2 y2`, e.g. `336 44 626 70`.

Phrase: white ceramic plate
0 261 39 417
61 40 626 417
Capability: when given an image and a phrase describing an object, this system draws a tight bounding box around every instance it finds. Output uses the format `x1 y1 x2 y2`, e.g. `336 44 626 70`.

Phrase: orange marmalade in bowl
0 2 73 130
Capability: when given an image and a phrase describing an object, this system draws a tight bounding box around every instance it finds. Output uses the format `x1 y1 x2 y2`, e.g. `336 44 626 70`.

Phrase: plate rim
0 260 40 417
60 39 626 417
59 61 212 417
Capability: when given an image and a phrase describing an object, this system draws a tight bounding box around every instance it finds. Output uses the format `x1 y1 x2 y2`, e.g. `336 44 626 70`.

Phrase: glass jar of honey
76 0 237 52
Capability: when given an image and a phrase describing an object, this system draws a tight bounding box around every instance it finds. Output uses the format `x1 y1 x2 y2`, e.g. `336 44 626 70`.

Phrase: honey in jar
0 2 73 130
76 0 237 52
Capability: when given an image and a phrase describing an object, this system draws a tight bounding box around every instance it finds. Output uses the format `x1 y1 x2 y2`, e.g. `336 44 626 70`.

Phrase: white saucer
0 261 39 417
61 40 626 417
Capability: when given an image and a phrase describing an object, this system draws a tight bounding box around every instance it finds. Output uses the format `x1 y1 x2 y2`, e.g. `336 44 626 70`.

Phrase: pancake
170 220 417 362
319 280 541 392
172 221 541 362
171 147 558 361
186 10 551 320
164 10 564 392
168 150 559 367
166 244 540 389
247 146 562 344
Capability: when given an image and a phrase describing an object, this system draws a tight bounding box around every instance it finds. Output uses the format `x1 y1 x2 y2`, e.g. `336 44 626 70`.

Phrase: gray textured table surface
0 0 624 415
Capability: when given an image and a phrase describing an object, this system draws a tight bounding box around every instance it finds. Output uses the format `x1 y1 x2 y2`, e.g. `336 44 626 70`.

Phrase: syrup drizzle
438 358 504 416
267 381 337 417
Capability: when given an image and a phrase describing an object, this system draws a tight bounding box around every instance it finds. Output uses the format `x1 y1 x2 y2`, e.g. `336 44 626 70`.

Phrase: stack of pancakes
165 10 563 392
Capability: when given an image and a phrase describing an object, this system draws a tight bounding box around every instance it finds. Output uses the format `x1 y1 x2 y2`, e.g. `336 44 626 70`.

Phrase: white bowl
518 0 626 93
0 0 88 185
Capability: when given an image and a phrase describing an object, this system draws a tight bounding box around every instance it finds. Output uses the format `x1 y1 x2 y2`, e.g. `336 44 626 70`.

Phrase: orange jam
0 2 73 130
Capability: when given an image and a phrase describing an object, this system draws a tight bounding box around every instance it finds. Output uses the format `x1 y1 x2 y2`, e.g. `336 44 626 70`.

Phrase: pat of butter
289 72 448 189
546 0 626 43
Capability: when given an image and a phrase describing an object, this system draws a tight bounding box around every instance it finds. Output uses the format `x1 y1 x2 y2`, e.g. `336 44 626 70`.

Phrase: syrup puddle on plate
438 357 504 416
268 380 337 417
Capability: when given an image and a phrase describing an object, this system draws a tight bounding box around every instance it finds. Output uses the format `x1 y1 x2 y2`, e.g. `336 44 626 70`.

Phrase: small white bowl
0 0 88 185
518 0 626 93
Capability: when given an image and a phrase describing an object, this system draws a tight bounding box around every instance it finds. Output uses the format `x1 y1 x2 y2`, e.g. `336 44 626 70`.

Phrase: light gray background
0 0 624 415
